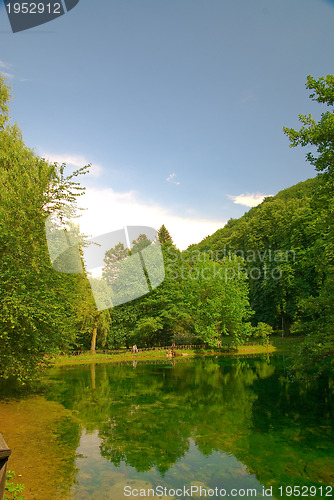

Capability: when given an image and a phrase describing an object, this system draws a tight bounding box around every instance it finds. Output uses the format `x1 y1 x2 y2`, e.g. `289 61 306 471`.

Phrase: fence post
0 434 11 500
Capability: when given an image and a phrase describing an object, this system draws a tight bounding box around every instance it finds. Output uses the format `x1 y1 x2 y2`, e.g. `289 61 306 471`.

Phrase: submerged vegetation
0 73 333 383
2 357 333 499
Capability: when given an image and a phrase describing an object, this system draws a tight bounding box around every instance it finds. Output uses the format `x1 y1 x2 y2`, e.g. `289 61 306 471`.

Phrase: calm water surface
2 355 334 499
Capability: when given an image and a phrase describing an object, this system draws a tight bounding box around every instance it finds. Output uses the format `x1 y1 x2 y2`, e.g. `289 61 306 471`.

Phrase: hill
188 177 322 335
189 177 318 255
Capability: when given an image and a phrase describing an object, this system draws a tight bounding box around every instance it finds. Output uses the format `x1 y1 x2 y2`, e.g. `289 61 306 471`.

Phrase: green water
4 355 334 499
38 355 333 499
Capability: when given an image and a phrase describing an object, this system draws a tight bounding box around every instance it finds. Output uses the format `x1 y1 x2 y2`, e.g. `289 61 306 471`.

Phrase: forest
0 73 333 382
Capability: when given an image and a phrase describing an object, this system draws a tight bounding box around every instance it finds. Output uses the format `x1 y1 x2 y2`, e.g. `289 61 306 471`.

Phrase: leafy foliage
2 69 332 381
0 75 91 380
189 179 319 333
189 75 334 377
107 236 252 348
4 470 25 500
283 75 334 176
157 224 173 244
283 75 334 377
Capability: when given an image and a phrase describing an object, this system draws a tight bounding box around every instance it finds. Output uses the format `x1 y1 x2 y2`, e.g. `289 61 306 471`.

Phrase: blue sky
1 0 334 248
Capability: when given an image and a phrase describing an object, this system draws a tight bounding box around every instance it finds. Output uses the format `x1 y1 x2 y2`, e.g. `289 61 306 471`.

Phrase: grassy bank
52 348 204 366
49 338 304 367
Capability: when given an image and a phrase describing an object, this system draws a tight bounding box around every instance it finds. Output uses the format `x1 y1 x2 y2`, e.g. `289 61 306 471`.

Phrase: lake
0 355 333 499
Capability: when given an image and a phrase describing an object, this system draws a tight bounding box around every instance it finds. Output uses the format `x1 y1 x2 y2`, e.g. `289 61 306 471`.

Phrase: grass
49 338 303 367
51 348 201 366
271 335 305 347
230 344 276 355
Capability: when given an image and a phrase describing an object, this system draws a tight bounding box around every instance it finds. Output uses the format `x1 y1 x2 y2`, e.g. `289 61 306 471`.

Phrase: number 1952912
278 485 333 497
6 3 62 14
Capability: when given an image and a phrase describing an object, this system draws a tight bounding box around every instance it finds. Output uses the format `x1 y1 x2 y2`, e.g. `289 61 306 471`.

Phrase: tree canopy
1 71 333 381
283 75 334 177
190 75 334 377
0 74 91 380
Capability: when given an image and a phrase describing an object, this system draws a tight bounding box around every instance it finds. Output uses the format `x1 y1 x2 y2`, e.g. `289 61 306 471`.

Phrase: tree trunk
91 320 98 353
282 312 291 336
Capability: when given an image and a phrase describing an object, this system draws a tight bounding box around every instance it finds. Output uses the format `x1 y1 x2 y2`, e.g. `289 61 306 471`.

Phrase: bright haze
1 0 334 248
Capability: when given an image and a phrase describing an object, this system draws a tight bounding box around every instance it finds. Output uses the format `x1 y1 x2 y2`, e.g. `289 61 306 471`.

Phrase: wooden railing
62 341 272 357
68 345 208 356
0 434 11 500
239 341 273 346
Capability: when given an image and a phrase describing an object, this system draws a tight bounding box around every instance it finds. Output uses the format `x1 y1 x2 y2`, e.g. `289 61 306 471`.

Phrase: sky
1 0 334 248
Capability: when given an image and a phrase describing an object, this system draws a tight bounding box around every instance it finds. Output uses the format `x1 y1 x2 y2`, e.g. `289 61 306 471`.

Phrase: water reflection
73 431 267 499
42 356 333 498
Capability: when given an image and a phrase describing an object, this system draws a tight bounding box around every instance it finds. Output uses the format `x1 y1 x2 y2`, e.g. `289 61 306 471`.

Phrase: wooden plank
0 459 8 500
0 435 10 460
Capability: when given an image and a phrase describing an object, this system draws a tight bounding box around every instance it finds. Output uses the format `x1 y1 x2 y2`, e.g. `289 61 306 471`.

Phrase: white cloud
77 187 225 250
41 152 102 177
2 72 14 80
0 61 12 70
228 193 272 207
0 62 14 80
166 173 180 185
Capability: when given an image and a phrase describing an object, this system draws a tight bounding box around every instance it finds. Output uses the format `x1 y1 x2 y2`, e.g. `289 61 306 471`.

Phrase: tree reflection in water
43 356 333 498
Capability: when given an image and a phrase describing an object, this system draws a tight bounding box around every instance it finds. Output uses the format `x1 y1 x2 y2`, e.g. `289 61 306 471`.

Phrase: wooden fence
68 345 207 356
62 341 273 357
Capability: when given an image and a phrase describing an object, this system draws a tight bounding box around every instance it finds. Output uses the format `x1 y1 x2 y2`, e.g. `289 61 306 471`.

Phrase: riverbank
51 338 302 367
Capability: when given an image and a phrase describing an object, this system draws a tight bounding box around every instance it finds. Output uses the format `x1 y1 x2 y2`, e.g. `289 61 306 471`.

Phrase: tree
254 322 273 347
0 74 90 380
283 74 334 377
188 181 320 334
72 276 112 352
0 75 10 130
157 224 173 244
184 257 252 347
107 241 189 348
102 243 129 284
283 75 334 177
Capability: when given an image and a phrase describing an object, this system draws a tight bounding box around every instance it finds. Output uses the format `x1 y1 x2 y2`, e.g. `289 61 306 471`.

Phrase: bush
254 322 273 343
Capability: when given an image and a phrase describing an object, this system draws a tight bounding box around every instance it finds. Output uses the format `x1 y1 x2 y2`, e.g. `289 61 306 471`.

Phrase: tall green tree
0 74 90 380
157 224 173 244
107 235 252 348
283 74 334 376
283 75 334 177
107 239 190 348
183 256 252 346
72 276 112 352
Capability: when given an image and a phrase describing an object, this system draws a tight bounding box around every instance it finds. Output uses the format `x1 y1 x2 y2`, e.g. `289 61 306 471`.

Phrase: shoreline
50 343 285 367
